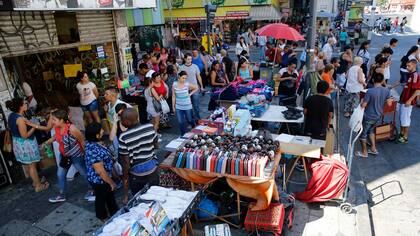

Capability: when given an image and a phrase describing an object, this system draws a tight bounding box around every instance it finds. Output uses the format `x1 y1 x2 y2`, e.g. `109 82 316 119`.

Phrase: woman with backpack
357 41 371 77
44 109 94 203
400 46 419 85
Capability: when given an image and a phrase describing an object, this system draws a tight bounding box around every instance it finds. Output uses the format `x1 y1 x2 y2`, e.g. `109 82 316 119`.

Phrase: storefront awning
250 5 281 21
164 6 250 21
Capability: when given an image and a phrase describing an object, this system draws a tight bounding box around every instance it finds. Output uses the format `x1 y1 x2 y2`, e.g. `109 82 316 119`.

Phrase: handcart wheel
340 202 353 214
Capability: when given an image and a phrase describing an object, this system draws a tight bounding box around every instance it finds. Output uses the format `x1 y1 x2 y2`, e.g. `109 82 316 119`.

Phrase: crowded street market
0 0 420 236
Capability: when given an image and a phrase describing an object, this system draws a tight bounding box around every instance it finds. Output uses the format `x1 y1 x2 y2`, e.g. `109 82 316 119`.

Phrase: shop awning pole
305 0 318 70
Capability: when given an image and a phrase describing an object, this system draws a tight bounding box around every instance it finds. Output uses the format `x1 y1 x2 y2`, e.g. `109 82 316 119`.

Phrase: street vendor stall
95 185 201 236
161 133 281 211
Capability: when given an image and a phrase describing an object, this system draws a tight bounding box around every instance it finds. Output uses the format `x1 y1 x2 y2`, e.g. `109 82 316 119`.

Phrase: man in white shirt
22 81 37 112
322 38 334 62
104 87 131 124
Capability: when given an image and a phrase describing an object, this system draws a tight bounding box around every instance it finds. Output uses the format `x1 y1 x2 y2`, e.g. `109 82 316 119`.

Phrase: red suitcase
244 203 285 235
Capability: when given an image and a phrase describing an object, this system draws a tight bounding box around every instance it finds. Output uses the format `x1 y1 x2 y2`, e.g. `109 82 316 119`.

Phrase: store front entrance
3 42 117 110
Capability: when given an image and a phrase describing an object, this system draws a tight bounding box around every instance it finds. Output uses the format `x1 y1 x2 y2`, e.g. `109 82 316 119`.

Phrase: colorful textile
12 136 41 164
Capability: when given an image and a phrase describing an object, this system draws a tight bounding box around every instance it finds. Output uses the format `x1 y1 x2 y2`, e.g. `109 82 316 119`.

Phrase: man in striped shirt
119 108 159 203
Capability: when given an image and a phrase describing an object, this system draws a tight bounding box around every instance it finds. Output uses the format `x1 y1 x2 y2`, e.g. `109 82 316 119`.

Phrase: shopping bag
152 98 162 112
3 130 12 153
349 105 364 132
160 99 170 114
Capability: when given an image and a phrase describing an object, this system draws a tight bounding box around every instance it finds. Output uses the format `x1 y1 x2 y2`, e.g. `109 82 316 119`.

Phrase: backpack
400 55 409 69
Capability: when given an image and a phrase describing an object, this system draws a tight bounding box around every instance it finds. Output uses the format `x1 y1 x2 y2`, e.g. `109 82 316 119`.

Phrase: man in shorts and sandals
356 73 393 158
398 59 420 143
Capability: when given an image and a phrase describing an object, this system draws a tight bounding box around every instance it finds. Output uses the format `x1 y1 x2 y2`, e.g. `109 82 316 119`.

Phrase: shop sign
42 71 54 81
78 45 92 52
97 46 106 59
124 47 133 61
63 64 82 78
226 11 249 17
13 0 156 10
167 0 273 9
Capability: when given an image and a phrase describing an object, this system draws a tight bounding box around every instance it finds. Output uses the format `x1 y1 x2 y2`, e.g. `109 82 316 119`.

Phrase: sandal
355 151 368 158
344 113 351 118
35 182 49 192
367 149 379 155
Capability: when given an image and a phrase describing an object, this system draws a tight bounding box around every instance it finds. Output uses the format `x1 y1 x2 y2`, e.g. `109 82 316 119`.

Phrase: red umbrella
256 23 305 41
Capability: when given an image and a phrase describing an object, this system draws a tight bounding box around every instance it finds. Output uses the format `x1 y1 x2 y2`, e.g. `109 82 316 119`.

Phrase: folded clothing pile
139 186 198 221
238 94 269 117
282 106 303 120
98 186 198 236
237 80 273 101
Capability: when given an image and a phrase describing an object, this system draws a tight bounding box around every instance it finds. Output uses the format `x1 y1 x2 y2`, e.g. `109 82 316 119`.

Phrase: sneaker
84 192 96 202
49 195 66 203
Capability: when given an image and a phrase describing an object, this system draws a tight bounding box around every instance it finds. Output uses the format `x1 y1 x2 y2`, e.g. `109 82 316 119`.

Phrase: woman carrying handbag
145 74 169 134
43 109 94 203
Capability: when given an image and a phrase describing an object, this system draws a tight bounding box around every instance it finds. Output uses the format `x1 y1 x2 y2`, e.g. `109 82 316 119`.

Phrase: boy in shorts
356 74 393 158
398 60 420 143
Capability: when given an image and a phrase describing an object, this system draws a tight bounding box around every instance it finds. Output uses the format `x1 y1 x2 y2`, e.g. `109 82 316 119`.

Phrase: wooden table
272 134 325 185
160 152 281 228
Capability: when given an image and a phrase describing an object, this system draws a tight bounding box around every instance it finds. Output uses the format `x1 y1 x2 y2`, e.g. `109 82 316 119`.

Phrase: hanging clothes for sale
295 155 349 202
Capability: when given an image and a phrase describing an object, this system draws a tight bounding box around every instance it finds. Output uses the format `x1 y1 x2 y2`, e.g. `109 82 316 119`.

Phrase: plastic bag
160 99 170 114
349 105 364 132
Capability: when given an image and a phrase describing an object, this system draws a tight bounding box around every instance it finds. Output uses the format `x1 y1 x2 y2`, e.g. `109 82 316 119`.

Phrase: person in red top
265 43 282 65
151 72 170 129
398 59 420 143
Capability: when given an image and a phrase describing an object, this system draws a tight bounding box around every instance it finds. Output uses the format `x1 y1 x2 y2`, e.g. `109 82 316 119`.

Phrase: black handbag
59 154 72 169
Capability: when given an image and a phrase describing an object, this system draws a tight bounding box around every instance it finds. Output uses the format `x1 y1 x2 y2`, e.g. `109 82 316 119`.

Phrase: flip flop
35 182 49 193
355 151 368 158
368 149 379 155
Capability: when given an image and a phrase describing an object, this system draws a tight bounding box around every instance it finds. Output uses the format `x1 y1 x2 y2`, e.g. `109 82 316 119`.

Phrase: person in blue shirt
85 123 118 221
339 28 349 52
356 74 393 158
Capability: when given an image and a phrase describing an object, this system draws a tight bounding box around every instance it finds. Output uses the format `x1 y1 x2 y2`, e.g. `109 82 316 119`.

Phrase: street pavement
341 29 420 236
0 23 419 236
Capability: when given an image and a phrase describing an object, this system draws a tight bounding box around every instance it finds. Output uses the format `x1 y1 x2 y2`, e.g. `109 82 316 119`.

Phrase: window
54 12 80 44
